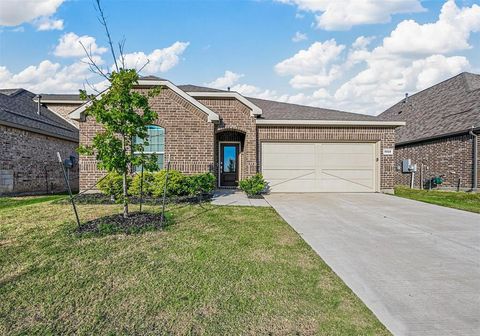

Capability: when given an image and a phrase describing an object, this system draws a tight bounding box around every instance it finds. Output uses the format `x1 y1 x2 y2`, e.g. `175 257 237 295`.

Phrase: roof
0 89 79 142
379 72 480 144
178 84 384 121
37 93 85 103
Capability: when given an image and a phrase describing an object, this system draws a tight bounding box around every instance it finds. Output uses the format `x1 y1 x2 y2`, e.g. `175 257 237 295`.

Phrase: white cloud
206 70 244 89
272 0 478 114
275 39 345 88
0 0 65 30
382 0 480 55
54 32 107 58
0 41 189 93
34 16 64 31
277 0 425 30
292 31 308 42
122 41 190 73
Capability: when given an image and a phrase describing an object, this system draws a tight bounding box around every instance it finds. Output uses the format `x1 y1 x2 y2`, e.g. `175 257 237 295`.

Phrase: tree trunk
123 170 129 218
122 135 129 218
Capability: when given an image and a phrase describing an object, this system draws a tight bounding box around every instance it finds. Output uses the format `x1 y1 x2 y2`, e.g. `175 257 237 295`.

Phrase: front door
220 143 239 187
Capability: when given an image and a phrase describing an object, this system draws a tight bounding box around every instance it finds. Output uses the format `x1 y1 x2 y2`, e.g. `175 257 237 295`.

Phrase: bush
129 171 156 197
184 173 216 195
98 172 131 200
151 170 187 198
239 173 266 197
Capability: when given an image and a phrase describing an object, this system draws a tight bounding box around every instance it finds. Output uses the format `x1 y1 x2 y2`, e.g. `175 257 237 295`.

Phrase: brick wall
257 126 396 192
79 87 215 191
197 98 257 179
0 124 78 195
394 133 479 190
44 103 81 128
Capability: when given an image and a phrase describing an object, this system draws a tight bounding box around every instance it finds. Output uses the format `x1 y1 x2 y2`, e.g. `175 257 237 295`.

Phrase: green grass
395 186 480 213
0 197 389 335
0 194 67 210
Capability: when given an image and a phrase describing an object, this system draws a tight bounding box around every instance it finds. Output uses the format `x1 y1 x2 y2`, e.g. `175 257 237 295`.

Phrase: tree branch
94 0 119 72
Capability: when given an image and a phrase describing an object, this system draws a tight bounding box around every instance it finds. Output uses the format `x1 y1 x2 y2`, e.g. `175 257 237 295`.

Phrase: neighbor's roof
0 88 79 142
379 72 480 144
38 93 85 103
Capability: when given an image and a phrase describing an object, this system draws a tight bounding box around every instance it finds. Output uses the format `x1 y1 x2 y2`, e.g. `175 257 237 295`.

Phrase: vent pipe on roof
403 93 409 104
36 94 42 115
227 87 230 91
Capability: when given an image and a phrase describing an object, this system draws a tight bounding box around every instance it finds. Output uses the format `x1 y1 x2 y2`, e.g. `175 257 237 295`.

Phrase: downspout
470 127 478 191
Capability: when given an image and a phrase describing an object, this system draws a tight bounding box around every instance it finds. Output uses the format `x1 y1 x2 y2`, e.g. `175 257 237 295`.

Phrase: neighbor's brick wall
257 126 396 191
44 103 81 128
79 87 215 191
0 124 78 195
394 133 478 189
197 98 257 180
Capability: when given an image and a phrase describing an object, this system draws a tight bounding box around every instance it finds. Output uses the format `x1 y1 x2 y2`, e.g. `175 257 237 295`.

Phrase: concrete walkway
211 189 270 207
265 193 480 336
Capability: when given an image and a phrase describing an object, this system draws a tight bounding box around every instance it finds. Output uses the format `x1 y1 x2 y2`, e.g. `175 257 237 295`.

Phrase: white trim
36 99 84 104
68 80 220 122
218 141 242 188
256 119 406 127
187 91 262 116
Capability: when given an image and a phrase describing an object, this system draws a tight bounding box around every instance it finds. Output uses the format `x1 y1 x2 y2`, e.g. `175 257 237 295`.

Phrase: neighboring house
0 89 79 195
379 72 479 191
69 76 404 194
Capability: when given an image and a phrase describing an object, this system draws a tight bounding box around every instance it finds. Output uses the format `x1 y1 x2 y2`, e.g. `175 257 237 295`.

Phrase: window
133 125 165 172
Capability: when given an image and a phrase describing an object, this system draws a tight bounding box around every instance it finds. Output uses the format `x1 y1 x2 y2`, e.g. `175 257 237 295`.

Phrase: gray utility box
402 159 417 173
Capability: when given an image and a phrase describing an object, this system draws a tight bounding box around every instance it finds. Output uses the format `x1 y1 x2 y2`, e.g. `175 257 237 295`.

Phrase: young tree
79 0 160 218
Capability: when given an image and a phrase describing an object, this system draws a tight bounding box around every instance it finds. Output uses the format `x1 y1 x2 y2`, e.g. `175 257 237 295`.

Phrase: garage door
262 142 377 193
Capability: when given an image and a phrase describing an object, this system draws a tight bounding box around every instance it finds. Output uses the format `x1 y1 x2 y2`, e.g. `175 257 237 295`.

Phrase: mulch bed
56 193 213 205
77 212 167 235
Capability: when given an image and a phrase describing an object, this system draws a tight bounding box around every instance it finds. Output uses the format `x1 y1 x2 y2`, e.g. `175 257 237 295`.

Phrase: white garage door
262 142 378 193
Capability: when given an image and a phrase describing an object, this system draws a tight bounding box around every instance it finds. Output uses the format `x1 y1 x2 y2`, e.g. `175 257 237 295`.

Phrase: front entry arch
216 130 246 187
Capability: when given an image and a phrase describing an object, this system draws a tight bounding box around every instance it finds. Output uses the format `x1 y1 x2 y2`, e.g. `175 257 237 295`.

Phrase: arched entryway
215 130 246 187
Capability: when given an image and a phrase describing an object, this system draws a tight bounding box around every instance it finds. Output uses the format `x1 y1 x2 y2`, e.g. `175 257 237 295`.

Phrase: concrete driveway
265 193 480 336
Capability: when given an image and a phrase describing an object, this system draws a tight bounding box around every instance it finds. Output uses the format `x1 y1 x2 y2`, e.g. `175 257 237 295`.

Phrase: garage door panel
262 142 377 193
263 169 315 180
262 153 314 169
320 154 374 169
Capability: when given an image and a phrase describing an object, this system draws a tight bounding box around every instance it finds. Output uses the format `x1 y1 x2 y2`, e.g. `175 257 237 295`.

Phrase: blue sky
1 0 479 114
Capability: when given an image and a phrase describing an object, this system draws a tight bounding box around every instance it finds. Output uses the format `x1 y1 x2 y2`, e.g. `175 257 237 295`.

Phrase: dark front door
220 143 239 187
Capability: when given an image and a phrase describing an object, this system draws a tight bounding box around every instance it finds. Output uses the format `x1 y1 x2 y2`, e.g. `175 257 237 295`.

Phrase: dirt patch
77 212 169 235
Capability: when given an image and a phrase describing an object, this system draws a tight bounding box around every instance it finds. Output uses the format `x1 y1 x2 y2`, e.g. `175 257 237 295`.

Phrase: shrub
239 173 266 197
151 170 187 197
98 172 131 200
129 171 156 197
184 173 216 195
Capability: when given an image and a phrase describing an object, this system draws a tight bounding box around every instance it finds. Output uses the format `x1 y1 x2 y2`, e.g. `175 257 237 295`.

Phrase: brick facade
197 98 257 180
256 126 396 192
394 133 479 190
78 87 399 193
0 124 78 195
44 103 80 128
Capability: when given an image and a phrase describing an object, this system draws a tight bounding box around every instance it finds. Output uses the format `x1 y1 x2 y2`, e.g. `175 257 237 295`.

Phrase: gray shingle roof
178 84 380 121
379 72 480 144
0 89 79 142
39 93 84 102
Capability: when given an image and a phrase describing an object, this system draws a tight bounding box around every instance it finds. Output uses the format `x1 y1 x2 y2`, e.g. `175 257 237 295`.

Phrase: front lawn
0 197 389 335
395 186 480 213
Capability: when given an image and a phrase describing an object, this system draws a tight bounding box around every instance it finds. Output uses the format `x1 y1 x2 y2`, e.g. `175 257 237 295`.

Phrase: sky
0 0 479 115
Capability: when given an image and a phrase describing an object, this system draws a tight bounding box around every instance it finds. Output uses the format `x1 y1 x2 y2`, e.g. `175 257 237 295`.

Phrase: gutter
256 119 406 127
470 127 478 190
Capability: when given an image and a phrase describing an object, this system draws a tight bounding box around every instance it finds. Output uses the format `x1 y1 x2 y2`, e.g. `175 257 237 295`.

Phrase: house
68 76 404 194
0 89 79 195
379 72 479 191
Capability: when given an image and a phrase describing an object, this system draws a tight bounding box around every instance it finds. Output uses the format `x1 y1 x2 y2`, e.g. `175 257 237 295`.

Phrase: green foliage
98 172 130 199
128 171 216 198
78 69 161 174
129 171 156 197
184 173 216 195
239 173 267 197
152 170 187 198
